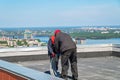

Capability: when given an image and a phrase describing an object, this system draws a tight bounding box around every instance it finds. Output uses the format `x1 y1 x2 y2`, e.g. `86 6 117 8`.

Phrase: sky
0 0 120 27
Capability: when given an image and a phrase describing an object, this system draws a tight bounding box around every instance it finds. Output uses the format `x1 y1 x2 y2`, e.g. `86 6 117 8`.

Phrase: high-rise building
24 30 33 39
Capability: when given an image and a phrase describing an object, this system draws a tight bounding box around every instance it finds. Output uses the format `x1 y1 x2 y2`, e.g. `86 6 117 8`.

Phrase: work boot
60 75 68 80
73 79 78 80
72 75 78 80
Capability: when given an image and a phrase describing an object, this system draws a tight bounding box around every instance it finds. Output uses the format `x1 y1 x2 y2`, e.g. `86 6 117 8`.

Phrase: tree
17 40 23 46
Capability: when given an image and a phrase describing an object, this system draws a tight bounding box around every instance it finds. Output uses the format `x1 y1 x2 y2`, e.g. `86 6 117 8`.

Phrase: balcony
0 44 120 80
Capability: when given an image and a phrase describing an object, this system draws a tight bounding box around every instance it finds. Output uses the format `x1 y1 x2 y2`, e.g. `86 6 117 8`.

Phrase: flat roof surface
16 57 120 80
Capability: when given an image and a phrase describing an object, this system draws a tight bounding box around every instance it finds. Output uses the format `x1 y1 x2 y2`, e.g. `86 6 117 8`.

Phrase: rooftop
0 44 120 80
16 57 120 80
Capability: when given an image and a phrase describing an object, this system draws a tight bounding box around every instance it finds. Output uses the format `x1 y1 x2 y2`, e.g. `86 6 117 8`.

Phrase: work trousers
50 54 60 71
61 48 78 79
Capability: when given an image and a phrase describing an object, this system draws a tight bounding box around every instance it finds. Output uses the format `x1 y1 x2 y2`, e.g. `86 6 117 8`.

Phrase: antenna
17 27 20 39
2 32 4 37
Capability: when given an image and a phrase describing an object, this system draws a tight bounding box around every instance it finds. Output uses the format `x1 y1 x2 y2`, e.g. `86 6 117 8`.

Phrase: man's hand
51 52 55 57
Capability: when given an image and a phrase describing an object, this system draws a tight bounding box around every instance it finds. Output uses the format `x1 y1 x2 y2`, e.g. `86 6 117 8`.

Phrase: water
7 35 120 45
34 36 49 43
34 36 120 45
85 38 120 45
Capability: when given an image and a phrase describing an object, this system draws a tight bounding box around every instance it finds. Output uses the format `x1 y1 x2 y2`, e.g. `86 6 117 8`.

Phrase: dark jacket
55 32 76 53
47 38 55 56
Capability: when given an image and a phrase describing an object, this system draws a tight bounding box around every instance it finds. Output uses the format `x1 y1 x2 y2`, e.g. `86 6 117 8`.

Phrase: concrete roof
0 44 120 80
16 57 120 80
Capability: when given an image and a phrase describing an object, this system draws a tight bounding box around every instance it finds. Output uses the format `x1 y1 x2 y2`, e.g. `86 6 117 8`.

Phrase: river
34 36 120 45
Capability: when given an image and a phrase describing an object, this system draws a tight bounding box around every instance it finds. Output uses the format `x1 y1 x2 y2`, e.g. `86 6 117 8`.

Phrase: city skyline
0 0 120 27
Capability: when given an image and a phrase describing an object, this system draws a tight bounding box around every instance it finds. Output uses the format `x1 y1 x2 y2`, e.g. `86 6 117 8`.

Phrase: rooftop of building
16 56 120 80
0 44 120 80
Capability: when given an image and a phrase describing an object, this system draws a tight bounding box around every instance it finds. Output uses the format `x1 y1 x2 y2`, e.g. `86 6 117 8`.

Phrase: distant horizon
0 25 120 28
0 25 120 29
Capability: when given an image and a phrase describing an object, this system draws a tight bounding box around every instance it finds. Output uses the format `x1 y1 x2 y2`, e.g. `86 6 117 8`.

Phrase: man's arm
47 39 54 55
55 35 60 53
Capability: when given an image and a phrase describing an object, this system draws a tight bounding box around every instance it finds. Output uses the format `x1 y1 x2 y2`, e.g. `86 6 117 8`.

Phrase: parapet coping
0 60 63 80
0 44 120 57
